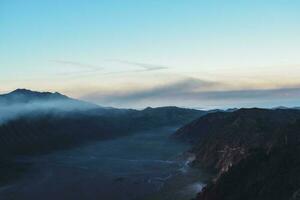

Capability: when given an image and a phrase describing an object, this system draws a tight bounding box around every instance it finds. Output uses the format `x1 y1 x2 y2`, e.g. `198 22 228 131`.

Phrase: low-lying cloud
0 99 97 125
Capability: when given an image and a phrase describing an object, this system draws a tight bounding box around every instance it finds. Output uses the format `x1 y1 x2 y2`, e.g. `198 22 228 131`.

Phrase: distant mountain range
174 108 300 200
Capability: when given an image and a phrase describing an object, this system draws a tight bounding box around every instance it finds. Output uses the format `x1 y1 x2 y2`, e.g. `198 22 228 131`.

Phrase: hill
173 108 300 200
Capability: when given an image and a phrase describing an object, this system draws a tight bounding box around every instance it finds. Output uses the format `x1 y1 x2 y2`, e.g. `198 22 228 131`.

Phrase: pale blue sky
1 0 300 108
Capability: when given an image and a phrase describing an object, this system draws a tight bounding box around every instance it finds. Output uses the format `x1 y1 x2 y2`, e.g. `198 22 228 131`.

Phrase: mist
0 99 98 125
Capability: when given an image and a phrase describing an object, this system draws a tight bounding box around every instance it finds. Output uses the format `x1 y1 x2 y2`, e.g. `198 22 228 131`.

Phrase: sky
1 0 300 109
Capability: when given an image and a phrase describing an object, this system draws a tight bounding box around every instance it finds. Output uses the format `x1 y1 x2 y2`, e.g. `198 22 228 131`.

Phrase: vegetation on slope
174 108 300 200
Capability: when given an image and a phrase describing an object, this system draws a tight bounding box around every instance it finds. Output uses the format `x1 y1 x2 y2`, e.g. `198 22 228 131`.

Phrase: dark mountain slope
128 106 208 128
196 119 300 200
173 108 300 200
0 112 126 155
174 108 300 171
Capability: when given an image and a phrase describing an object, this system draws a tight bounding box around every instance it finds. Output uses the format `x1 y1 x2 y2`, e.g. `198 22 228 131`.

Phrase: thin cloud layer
50 60 103 76
107 59 168 72
50 59 168 77
83 78 218 105
82 78 300 108
51 60 101 70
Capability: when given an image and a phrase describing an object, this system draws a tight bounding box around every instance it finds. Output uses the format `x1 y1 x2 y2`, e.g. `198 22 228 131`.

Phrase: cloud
107 59 168 72
51 60 101 70
50 60 103 76
198 87 300 100
0 99 97 124
82 78 300 108
50 59 167 77
83 78 219 104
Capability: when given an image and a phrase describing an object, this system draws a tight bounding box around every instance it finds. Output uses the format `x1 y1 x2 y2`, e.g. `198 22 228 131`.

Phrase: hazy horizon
1 0 300 108
0 88 299 111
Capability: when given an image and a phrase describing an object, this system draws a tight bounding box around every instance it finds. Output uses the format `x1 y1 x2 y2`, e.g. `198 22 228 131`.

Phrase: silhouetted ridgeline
0 89 207 157
173 108 300 200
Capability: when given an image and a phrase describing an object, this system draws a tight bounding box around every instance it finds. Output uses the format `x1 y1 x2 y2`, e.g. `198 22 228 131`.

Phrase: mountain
0 88 98 109
0 89 68 103
0 89 207 157
0 89 208 125
173 108 300 200
0 89 101 124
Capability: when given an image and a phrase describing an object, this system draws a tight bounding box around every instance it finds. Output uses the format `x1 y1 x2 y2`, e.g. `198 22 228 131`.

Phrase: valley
1 89 300 200
0 127 207 200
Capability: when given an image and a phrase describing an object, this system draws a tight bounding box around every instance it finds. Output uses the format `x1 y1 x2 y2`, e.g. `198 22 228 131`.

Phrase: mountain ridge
0 89 208 157
0 88 69 103
174 108 300 200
